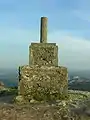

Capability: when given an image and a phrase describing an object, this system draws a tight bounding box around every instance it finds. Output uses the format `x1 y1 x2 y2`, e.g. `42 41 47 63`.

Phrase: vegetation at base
69 82 90 91
0 86 18 96
24 91 69 102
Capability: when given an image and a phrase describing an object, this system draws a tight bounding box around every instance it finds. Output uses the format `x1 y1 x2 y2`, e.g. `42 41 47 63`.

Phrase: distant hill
68 76 90 91
69 70 90 79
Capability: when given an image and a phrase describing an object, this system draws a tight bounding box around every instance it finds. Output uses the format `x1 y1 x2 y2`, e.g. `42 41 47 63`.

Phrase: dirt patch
0 102 69 120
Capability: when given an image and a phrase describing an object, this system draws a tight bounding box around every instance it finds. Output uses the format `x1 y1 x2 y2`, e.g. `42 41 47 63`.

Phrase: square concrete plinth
29 43 58 66
18 65 68 102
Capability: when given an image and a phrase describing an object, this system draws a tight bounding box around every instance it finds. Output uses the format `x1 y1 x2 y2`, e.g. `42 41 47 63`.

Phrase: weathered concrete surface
40 17 48 43
29 43 58 66
18 65 68 102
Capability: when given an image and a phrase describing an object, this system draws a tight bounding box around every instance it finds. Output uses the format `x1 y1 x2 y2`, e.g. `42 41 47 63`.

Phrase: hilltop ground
0 88 90 120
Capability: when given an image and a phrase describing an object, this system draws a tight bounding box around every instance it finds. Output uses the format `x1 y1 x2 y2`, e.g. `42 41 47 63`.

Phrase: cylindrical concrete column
40 17 48 43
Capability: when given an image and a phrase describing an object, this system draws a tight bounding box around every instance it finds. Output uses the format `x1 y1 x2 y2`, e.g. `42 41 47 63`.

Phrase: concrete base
18 65 68 102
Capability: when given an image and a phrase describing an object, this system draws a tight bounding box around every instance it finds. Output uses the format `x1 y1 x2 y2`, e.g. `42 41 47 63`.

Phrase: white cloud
48 30 90 70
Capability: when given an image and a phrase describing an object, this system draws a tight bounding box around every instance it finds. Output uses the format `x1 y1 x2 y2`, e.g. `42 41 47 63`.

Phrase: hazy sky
0 0 90 70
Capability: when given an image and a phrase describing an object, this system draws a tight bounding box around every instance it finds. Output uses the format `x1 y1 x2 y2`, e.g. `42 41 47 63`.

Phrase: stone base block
18 65 68 102
29 43 58 66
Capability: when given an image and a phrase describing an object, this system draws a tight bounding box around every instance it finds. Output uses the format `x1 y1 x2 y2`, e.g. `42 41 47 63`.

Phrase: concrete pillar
40 17 48 43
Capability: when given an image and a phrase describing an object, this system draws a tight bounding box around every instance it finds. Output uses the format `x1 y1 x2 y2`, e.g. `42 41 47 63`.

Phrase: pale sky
0 0 90 71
